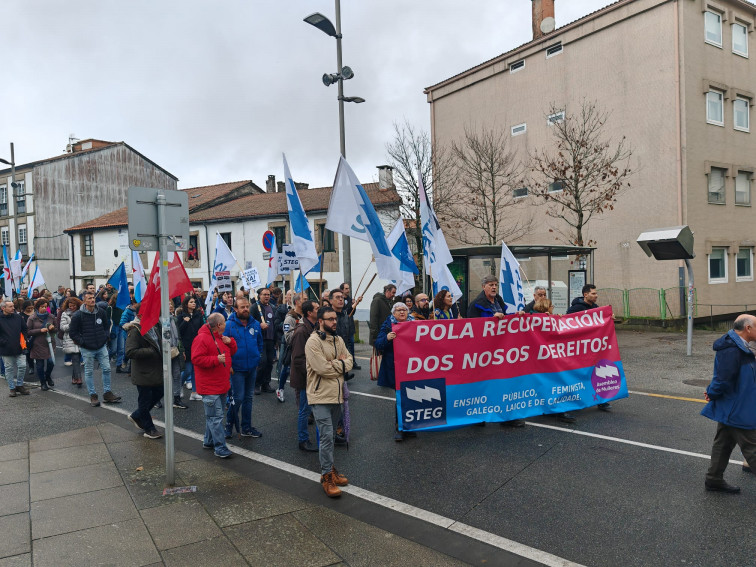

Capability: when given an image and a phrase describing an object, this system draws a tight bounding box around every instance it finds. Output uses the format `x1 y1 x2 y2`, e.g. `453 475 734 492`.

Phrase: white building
64 174 402 320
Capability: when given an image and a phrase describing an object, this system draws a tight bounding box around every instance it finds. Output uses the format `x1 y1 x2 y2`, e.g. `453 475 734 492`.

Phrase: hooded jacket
305 329 353 405
124 320 163 387
566 297 598 314
222 312 263 372
69 303 111 350
0 312 28 356
192 323 237 395
701 330 756 429
467 290 508 318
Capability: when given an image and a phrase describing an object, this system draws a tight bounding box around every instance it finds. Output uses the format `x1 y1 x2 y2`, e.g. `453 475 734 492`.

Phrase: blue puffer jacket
223 312 263 372
701 330 756 429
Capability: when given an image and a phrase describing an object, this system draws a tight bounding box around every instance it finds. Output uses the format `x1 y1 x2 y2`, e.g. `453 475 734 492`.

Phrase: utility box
637 226 695 260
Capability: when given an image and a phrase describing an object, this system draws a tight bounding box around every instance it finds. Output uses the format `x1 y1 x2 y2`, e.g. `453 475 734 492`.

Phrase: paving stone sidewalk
0 423 468 567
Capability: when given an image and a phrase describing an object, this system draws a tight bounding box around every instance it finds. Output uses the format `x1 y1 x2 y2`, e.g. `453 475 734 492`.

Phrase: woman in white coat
59 297 83 386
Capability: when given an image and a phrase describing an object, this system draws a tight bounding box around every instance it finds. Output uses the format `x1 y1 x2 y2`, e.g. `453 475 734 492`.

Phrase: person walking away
701 314 756 494
26 298 57 391
59 297 83 385
0 300 29 396
69 291 122 407
192 313 237 458
177 296 205 401
124 307 164 439
223 297 263 439
305 306 353 497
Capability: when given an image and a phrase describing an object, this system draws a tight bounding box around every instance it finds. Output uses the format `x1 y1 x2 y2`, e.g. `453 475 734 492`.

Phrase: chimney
532 0 555 40
277 181 285 193
266 175 276 193
377 165 394 190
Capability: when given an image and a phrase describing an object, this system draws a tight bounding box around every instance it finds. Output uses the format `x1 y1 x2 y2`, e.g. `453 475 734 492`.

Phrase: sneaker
90 394 100 407
353 363 362 370
64 361 72 367
173 397 188 409
299 441 318 452
115 366 127 374
276 389 285 403
240 428 262 438
202 443 214 450
224 431 233 440
16 385 29 396
557 412 577 424
705 480 740 494
215 448 233 459
321 472 342 498
330 466 348 486
128 414 144 430
394 431 405 442
189 392 203 401
47 379 54 388
597 402 612 412
144 428 163 439
8 388 17 397
185 381 193 390
103 391 122 403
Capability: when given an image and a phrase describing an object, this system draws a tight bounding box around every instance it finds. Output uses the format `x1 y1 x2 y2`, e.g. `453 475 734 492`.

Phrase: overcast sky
3 1 609 191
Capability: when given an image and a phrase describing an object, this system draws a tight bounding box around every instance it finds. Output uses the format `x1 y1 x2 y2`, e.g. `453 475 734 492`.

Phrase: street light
304 1 365 289
0 143 17 192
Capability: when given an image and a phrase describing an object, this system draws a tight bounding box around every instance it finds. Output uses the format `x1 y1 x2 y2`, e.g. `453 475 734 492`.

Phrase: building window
736 171 751 205
546 42 563 58
705 11 723 47
0 227 8 246
0 185 6 217
734 98 750 131
708 167 726 204
548 180 564 193
509 59 525 73
737 247 753 281
83 232 94 256
733 23 748 57
708 247 728 283
511 123 527 136
707 90 724 126
513 187 528 198
219 232 231 251
547 111 565 125
17 224 27 256
273 226 286 253
14 181 25 214
317 224 336 253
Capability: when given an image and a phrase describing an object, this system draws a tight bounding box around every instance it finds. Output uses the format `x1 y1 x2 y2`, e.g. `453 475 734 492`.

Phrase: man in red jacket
192 313 237 458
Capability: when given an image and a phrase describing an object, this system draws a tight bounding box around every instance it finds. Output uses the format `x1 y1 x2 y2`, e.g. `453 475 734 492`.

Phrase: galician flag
205 233 238 312
132 251 148 303
283 154 319 275
326 157 395 280
386 219 418 296
21 252 35 281
10 251 22 293
29 264 45 291
499 242 525 313
2 245 13 298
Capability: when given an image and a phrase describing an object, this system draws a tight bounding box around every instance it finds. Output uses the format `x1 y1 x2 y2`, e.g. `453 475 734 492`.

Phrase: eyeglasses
418 298 429 303
322 316 338 321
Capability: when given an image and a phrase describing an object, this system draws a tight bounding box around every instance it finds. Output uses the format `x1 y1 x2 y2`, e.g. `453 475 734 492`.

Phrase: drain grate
683 379 710 387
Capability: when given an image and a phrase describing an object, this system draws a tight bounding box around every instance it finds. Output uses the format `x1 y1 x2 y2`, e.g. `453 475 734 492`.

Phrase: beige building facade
426 0 756 315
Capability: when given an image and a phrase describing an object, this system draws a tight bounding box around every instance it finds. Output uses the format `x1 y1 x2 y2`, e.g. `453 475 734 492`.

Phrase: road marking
51 388 585 567
629 390 705 404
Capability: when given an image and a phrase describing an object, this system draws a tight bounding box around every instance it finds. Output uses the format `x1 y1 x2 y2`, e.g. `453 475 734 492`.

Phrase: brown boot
16 385 29 396
330 467 348 486
321 472 342 498
8 388 17 397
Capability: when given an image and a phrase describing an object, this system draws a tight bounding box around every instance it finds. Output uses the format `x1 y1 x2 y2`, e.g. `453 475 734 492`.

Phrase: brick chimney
266 175 275 193
532 0 555 40
377 165 394 190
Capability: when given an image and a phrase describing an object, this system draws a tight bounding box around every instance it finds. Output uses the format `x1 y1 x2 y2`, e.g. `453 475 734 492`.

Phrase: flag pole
318 227 326 299
349 273 376 317
352 257 374 299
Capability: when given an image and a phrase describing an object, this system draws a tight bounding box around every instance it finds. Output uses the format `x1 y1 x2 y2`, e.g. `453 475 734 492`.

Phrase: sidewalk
0 409 469 566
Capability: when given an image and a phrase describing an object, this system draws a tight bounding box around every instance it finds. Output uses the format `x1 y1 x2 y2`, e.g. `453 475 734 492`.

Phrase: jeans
131 385 163 431
81 345 112 397
203 394 229 451
278 365 290 391
115 328 126 367
227 368 256 434
311 403 340 475
2 355 26 390
276 342 286 377
181 360 196 392
297 389 312 443
34 358 54 384
256 339 276 388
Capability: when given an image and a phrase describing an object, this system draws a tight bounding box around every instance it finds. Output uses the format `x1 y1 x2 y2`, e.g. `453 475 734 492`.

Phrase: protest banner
241 267 260 290
214 271 232 293
278 244 299 274
392 306 627 431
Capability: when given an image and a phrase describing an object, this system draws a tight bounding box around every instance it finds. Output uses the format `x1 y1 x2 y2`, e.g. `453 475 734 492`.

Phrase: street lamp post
0 143 16 196
304 0 365 288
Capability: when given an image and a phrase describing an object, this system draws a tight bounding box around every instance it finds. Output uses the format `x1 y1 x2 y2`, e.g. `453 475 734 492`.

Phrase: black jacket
69 304 111 350
566 297 598 314
467 290 508 318
273 302 289 344
176 309 204 359
124 321 163 387
369 292 393 346
0 312 28 356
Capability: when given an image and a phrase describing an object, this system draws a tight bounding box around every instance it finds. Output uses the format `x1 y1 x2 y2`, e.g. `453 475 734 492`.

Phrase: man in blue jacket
223 296 263 438
702 314 756 494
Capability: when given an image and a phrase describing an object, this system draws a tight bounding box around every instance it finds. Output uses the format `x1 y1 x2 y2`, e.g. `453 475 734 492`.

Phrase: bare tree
529 100 633 247
439 126 532 246
385 120 453 281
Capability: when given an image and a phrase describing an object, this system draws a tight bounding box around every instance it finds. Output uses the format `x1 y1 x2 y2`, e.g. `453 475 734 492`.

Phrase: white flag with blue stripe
386 219 418 296
419 173 453 276
283 154 319 275
499 242 525 313
432 263 463 303
131 251 147 303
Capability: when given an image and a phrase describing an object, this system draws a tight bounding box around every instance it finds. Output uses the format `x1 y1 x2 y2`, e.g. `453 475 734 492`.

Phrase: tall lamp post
304 1 365 288
0 143 17 196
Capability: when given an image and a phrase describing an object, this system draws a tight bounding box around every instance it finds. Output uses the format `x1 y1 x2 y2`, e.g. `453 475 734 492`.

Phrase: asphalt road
25 327 756 567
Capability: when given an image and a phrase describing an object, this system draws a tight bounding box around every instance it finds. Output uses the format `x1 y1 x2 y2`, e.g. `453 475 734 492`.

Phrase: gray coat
58 310 80 354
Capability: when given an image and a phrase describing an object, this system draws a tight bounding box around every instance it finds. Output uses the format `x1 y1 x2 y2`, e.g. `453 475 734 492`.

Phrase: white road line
52 388 584 567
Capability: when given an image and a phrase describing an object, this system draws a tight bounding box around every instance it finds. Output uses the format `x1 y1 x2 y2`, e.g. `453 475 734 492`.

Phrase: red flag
139 252 193 335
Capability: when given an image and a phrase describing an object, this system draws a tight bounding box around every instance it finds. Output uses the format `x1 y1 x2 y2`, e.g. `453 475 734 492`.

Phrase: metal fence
598 287 699 320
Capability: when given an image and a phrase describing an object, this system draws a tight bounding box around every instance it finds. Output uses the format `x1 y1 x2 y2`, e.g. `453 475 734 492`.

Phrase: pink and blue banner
393 306 628 431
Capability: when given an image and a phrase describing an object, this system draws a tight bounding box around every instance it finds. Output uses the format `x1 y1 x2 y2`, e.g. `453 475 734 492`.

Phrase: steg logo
400 378 447 430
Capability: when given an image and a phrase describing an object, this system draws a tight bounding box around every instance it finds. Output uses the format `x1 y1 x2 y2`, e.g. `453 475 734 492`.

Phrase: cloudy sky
4 1 609 190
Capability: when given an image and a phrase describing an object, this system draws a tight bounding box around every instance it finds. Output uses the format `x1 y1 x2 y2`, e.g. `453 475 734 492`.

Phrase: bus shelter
447 245 596 316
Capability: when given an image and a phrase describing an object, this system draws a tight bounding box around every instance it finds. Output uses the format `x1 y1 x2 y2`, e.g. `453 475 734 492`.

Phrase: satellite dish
540 17 556 34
